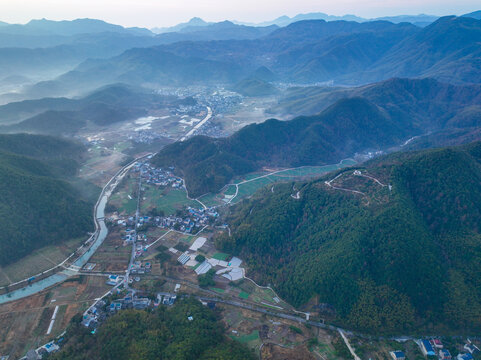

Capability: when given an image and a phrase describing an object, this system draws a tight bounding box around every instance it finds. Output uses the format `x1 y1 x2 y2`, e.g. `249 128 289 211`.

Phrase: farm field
88 230 131 272
196 192 220 207
108 175 139 215
0 276 110 359
79 145 128 187
0 237 87 287
199 160 358 206
141 185 199 215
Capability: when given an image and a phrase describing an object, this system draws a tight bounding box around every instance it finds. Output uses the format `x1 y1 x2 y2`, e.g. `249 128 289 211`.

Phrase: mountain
232 78 279 97
250 66 278 82
272 77 481 118
253 12 365 27
0 18 152 36
154 21 278 43
0 97 75 125
361 16 481 84
374 14 440 27
463 10 481 20
54 20 419 91
0 134 93 266
152 97 409 196
59 16 481 89
240 12 439 27
50 298 255 360
47 47 244 94
0 84 182 135
152 78 481 197
216 142 481 333
151 17 210 34
0 31 170 82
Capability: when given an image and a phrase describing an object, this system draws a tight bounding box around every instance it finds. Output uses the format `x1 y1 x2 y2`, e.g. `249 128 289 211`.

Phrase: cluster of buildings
174 236 244 281
154 292 177 306
455 341 480 360
81 288 179 333
196 89 242 114
111 204 218 236
130 260 152 275
193 120 227 138
173 103 206 117
134 162 183 188
128 130 163 144
392 338 481 360
21 341 60 360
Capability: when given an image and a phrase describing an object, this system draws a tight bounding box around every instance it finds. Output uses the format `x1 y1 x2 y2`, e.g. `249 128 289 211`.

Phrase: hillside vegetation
0 134 93 265
153 79 481 197
51 298 255 360
215 142 481 334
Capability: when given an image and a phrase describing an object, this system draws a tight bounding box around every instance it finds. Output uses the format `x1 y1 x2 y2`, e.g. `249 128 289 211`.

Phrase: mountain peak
187 17 208 25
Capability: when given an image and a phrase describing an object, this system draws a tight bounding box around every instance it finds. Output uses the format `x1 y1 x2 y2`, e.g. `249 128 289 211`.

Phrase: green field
112 141 132 153
180 235 195 244
109 192 137 214
212 252 230 261
141 186 199 215
108 176 139 214
232 330 260 344
211 287 225 294
238 291 250 299
223 185 237 196
233 171 268 183
229 162 357 204
234 177 274 202
197 192 221 207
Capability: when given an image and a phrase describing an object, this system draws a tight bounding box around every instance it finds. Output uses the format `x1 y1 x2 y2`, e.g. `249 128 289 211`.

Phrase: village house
420 339 436 357
390 351 406 360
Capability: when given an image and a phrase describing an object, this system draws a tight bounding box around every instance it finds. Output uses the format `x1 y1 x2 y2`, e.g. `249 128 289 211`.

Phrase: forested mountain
272 77 481 117
216 142 481 333
153 78 481 196
462 10 481 20
51 298 255 360
49 15 481 91
0 84 183 135
232 78 279 97
361 16 481 84
0 134 93 265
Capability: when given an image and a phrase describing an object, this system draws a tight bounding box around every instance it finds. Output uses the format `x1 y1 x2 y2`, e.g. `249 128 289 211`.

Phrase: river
0 193 110 304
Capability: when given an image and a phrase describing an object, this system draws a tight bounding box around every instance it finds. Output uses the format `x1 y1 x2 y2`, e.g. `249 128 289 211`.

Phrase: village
388 338 480 360
7 152 481 360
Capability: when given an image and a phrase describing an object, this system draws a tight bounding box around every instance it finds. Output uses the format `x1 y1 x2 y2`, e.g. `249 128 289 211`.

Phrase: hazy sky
0 0 479 28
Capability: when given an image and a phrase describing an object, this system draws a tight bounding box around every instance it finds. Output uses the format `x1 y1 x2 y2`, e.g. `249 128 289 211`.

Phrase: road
180 106 212 142
124 163 143 289
324 172 365 195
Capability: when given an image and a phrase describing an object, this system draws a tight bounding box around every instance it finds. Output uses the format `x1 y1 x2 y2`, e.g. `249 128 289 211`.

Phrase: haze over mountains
0 84 191 135
10 14 477 102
